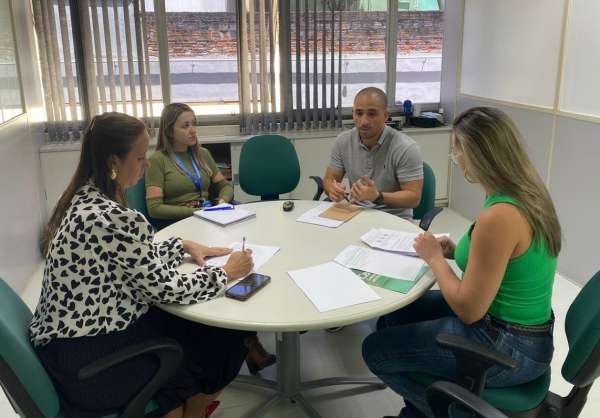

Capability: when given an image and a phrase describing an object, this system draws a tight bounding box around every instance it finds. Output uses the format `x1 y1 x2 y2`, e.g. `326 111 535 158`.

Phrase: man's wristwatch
374 191 384 205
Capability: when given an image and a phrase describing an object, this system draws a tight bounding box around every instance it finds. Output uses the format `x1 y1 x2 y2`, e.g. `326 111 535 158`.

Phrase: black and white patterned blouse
30 182 227 347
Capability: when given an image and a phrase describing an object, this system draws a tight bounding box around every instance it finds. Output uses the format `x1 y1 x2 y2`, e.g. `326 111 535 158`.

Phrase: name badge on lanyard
174 150 203 192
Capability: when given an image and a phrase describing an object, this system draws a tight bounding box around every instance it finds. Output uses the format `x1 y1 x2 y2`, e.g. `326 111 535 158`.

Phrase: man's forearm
381 190 421 208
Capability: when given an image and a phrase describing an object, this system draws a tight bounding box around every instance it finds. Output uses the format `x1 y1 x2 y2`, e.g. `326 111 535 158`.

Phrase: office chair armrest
437 333 517 394
309 176 325 201
426 381 508 418
78 338 183 418
419 207 443 231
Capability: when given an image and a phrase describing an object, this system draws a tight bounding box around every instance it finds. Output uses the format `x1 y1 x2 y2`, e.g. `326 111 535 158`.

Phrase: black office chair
405 270 600 418
0 277 183 418
426 381 508 418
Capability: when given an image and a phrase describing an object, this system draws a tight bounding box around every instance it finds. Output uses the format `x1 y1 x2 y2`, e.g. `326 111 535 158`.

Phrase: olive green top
454 193 557 325
145 148 233 220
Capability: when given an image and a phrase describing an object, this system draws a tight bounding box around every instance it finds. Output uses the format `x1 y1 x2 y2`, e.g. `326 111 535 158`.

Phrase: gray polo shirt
329 126 423 219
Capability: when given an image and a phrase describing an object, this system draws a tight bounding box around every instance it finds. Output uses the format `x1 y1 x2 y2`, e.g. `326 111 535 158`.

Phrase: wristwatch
374 191 384 205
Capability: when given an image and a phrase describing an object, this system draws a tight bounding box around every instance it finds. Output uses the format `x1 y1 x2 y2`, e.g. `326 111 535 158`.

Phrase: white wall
0 0 46 291
451 0 600 285
40 128 451 212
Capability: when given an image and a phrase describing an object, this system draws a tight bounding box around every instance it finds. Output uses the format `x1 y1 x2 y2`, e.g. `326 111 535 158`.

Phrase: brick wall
146 11 443 57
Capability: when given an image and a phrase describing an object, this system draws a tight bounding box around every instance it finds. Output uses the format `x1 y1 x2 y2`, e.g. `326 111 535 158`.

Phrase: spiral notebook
193 207 255 226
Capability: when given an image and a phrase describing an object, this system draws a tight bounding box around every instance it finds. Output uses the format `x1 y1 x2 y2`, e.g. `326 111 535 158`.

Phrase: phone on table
225 273 271 301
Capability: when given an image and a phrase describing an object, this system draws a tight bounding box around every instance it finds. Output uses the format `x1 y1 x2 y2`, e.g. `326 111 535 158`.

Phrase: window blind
239 0 344 133
32 0 158 142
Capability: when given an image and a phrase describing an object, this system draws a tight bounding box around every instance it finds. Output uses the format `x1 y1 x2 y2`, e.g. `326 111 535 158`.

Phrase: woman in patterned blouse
30 112 254 418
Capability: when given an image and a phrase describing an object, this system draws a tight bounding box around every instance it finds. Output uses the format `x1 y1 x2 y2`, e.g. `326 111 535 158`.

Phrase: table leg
236 331 385 417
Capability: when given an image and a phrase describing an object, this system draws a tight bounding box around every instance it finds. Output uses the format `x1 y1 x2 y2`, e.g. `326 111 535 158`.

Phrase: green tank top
454 194 556 325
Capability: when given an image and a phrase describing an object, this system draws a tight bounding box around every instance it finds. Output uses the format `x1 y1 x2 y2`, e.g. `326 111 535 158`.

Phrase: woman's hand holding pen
182 241 232 266
223 249 254 281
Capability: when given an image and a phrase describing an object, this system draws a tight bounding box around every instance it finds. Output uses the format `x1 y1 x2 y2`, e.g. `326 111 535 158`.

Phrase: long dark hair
43 112 147 254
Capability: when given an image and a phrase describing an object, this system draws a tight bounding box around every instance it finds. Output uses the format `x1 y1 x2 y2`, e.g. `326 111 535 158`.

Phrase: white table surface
156 200 435 332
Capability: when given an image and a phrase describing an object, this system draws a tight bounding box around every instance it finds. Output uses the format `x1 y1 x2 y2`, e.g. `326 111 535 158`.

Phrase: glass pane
165 0 239 115
289 0 387 110
396 4 443 104
0 0 23 124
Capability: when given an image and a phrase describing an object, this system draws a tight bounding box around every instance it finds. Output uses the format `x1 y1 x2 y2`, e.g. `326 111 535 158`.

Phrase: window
0 0 24 124
396 0 444 105
162 0 240 116
35 0 444 141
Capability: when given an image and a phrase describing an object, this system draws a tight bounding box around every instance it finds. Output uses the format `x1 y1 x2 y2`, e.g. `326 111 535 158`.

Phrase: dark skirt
34 307 249 418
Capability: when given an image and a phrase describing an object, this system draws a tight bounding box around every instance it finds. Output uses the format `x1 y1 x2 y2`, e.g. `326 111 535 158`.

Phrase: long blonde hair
453 107 561 256
156 103 212 177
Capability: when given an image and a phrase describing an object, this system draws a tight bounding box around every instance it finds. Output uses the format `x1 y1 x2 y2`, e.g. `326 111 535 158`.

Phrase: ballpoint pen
242 236 246 252
203 206 235 212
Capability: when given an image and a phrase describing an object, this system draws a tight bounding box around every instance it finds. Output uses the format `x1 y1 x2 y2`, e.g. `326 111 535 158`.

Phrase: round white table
156 200 435 418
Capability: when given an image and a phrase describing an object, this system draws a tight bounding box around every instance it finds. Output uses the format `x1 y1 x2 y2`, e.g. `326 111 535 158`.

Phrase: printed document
361 229 449 256
288 262 380 312
335 245 425 281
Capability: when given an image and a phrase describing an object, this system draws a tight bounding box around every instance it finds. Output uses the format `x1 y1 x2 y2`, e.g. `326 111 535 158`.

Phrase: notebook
318 202 363 222
193 207 255 226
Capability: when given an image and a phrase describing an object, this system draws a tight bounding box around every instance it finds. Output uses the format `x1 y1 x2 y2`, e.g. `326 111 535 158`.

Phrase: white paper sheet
361 229 449 257
296 202 345 228
193 207 255 226
205 242 280 271
334 245 425 281
288 262 381 312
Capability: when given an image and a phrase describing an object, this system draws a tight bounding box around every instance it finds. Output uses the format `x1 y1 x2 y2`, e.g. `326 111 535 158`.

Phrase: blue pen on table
203 205 234 212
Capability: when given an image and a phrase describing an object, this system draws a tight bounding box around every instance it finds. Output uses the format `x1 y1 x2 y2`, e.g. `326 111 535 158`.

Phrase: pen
203 206 234 212
242 237 246 252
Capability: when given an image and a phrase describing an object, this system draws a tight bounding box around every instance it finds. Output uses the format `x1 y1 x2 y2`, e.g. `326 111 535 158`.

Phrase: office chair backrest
125 177 150 220
0 278 60 417
239 134 300 200
413 161 436 220
562 270 600 387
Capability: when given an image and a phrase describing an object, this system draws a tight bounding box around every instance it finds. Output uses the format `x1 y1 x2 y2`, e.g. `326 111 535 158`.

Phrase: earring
110 168 118 180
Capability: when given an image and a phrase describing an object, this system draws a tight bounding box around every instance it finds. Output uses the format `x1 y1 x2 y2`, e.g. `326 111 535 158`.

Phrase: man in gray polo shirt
324 87 423 219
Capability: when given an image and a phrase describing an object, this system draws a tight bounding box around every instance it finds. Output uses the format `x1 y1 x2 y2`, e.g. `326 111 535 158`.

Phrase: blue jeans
362 291 554 417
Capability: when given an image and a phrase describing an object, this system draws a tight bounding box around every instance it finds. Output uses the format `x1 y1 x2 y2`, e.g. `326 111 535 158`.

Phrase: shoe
326 326 345 333
205 400 220 418
245 335 277 375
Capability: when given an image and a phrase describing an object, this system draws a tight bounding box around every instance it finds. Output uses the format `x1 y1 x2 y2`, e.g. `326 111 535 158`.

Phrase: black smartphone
225 273 271 301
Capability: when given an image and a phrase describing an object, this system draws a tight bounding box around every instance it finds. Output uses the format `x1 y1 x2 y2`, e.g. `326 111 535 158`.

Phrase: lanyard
173 151 203 192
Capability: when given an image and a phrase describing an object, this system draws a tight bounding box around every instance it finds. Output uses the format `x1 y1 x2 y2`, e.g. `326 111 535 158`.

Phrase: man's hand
328 179 347 202
350 176 379 202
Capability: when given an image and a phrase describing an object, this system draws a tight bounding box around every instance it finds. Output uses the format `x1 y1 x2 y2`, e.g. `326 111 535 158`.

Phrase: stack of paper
334 245 425 281
361 228 449 257
296 202 362 228
296 202 344 228
205 242 280 271
194 206 255 226
288 262 381 312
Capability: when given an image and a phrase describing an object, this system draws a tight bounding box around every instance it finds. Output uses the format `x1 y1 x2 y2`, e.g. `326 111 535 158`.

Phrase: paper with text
361 229 450 257
335 245 425 281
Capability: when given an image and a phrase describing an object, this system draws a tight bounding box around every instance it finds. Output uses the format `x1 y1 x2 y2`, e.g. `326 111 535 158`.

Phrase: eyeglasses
449 151 461 165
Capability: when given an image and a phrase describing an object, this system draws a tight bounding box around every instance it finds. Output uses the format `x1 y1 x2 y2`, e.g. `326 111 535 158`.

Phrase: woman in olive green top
362 107 562 418
146 103 276 375
146 103 233 220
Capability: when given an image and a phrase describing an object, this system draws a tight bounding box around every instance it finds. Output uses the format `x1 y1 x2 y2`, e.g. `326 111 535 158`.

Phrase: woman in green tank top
362 107 562 418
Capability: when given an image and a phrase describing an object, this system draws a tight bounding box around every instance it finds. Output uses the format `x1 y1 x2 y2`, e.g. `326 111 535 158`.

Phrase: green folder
352 265 429 294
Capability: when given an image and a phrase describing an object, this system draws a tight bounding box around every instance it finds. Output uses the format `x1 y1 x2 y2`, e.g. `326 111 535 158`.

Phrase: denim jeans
361 291 554 417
